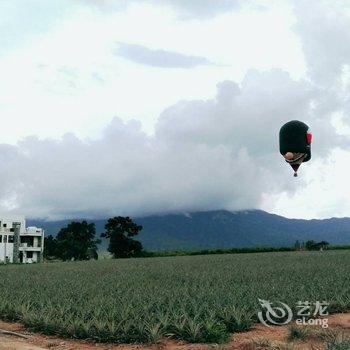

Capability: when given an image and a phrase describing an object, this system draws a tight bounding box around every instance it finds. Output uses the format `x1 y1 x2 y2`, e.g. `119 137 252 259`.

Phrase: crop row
0 251 349 343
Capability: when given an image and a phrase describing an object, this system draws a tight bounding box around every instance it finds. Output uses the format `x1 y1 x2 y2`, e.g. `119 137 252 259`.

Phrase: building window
8 236 14 243
10 228 14 232
3 224 7 228
21 236 33 247
3 236 7 243
26 251 33 259
0 235 2 243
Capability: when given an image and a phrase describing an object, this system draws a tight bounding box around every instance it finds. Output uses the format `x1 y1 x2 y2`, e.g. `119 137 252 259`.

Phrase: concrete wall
22 250 40 264
0 242 14 263
0 216 25 231
0 216 44 264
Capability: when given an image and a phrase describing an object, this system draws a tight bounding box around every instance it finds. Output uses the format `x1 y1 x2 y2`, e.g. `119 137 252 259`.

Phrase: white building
0 216 44 263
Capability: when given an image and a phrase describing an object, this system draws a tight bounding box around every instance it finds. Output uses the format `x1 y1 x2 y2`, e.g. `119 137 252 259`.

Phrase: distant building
0 216 44 263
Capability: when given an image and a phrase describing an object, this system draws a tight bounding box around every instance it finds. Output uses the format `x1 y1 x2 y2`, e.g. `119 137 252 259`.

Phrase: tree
294 240 301 251
318 241 330 251
44 235 58 259
305 240 329 251
305 240 316 251
55 221 100 261
102 216 143 258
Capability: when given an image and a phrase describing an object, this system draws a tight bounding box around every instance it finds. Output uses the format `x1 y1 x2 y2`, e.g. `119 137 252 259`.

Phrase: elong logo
257 299 329 329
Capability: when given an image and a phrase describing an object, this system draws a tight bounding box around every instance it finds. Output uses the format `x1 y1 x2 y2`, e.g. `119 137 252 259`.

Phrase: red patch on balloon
306 133 312 144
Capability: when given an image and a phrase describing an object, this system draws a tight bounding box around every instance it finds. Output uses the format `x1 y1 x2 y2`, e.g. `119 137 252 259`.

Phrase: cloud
145 0 241 19
80 0 240 19
1 0 350 220
292 0 350 146
0 69 342 220
293 0 350 87
115 42 215 68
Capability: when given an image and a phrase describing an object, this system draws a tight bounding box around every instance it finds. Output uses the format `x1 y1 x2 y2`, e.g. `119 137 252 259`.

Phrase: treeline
140 240 339 258
45 216 143 261
141 246 294 257
294 240 329 251
140 242 336 258
44 217 345 262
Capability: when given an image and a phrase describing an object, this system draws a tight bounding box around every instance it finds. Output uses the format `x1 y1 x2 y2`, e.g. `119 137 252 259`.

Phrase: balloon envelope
279 120 311 162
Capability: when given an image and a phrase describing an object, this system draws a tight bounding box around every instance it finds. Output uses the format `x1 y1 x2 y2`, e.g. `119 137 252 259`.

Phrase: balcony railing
19 244 42 251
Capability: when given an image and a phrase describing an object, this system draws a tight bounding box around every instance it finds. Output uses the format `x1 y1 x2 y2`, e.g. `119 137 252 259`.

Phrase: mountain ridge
27 209 350 251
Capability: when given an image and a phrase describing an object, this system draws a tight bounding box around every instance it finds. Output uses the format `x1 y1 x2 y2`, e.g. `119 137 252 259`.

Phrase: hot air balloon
279 120 312 177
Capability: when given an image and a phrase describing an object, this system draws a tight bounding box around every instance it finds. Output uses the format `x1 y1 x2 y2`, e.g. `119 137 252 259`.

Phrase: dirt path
1 313 350 350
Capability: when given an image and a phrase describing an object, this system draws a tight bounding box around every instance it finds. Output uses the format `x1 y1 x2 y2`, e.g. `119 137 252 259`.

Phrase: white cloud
115 42 215 68
293 0 350 87
143 0 241 19
80 0 241 19
0 69 342 219
0 0 349 219
265 149 350 219
0 0 305 142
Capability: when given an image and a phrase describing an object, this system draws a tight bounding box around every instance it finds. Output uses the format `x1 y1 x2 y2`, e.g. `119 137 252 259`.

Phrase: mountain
27 210 350 251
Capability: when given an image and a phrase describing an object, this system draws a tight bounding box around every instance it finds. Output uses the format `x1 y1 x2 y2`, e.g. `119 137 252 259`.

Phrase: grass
251 337 272 348
0 251 349 343
287 326 310 341
326 333 350 350
251 339 297 350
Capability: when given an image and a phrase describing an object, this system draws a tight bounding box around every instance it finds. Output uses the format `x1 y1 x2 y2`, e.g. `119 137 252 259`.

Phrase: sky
0 0 350 220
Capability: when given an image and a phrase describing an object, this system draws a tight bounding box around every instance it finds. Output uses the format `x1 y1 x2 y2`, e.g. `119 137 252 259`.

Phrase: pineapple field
0 251 349 344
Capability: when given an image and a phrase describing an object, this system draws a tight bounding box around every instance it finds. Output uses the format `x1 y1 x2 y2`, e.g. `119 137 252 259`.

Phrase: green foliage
43 235 58 259
54 221 100 261
305 240 329 251
141 246 294 258
326 333 350 350
102 216 143 258
287 326 310 341
251 338 272 348
0 251 349 343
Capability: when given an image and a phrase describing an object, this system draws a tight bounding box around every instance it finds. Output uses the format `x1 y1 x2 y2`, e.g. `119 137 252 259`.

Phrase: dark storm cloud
116 43 215 68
